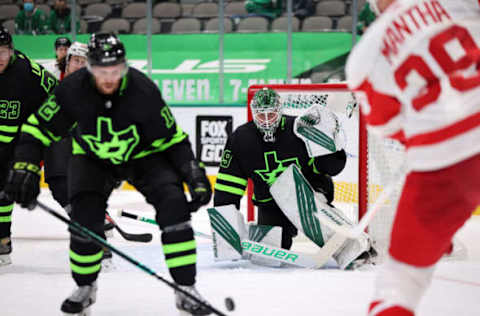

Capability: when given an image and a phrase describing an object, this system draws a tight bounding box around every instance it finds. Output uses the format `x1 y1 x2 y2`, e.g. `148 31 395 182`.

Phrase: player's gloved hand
309 174 334 205
4 162 41 210
180 160 212 212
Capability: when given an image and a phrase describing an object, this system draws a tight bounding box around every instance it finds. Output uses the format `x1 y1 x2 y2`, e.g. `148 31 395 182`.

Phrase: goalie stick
35 200 232 316
117 209 212 240
105 212 153 243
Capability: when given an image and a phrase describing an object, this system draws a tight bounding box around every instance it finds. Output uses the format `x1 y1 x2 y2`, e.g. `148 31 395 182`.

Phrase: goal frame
246 83 369 224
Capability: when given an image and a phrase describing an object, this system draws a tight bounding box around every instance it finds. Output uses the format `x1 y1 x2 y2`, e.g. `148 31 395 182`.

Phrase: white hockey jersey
346 0 480 171
42 60 61 79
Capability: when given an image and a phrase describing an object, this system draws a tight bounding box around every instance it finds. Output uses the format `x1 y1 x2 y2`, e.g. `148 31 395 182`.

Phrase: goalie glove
180 160 212 212
294 105 346 157
5 162 41 209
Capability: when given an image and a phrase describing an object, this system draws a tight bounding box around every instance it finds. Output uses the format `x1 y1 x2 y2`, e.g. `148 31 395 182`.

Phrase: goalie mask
251 88 282 142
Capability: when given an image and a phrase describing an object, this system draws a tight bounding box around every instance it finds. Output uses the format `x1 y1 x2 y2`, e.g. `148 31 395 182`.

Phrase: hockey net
246 83 407 257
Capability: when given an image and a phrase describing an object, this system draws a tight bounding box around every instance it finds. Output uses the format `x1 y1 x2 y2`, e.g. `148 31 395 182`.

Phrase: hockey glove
309 174 334 205
180 160 212 212
5 162 41 210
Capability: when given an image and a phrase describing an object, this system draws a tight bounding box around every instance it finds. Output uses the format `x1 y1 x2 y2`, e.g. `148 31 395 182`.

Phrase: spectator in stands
293 0 315 19
245 0 283 19
48 0 80 34
15 0 49 35
356 2 375 35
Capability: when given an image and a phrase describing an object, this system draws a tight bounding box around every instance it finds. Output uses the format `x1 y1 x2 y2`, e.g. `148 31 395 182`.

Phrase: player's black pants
68 153 196 286
44 138 71 208
257 202 298 250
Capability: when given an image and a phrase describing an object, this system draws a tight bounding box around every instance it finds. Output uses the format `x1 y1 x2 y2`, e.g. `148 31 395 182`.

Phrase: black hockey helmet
0 28 13 49
87 33 126 67
54 36 72 49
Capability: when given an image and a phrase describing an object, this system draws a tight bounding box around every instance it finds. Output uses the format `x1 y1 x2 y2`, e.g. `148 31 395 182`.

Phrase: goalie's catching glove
180 160 212 212
5 162 41 209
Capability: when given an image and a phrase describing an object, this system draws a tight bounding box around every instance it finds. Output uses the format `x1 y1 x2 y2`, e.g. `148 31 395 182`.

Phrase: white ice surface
1 189 480 316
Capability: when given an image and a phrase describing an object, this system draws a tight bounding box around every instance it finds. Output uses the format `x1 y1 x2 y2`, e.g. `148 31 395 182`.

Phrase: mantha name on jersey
346 0 480 171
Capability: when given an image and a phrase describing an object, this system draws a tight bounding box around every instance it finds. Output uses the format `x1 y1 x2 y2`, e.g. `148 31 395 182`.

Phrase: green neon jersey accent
216 173 247 186
0 125 18 133
21 124 51 146
254 151 300 186
214 183 245 196
72 139 86 155
82 117 140 164
133 125 187 159
0 135 14 143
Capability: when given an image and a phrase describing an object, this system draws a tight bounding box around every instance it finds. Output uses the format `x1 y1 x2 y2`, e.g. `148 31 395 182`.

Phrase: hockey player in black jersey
4 33 212 315
213 88 347 250
0 27 57 266
44 41 88 210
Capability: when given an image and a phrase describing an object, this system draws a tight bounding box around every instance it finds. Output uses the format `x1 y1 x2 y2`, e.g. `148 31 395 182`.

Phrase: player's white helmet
367 0 380 15
251 88 282 142
67 42 88 62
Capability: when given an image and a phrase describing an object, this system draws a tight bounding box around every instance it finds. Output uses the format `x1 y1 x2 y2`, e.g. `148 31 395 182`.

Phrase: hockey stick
36 200 232 316
105 212 153 243
117 209 212 240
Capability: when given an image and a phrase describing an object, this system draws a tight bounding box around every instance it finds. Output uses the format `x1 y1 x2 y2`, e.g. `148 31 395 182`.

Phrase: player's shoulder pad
128 67 159 94
11 50 34 72
234 120 257 136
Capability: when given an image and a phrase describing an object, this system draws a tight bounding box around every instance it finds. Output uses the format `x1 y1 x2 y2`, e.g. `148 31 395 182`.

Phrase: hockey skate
175 285 212 315
61 282 97 316
0 237 12 266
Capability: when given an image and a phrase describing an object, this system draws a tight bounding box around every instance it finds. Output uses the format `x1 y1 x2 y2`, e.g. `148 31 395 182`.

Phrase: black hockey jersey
0 50 56 159
17 67 194 169
213 115 346 208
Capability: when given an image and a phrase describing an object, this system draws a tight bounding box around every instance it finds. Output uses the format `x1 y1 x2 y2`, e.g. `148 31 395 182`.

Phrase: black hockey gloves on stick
180 160 212 212
5 162 41 209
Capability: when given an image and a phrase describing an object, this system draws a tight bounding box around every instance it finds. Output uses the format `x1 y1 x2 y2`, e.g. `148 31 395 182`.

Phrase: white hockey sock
372 255 435 312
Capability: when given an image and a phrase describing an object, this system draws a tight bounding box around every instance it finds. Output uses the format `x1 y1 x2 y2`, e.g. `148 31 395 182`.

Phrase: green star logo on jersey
82 117 139 165
254 151 300 186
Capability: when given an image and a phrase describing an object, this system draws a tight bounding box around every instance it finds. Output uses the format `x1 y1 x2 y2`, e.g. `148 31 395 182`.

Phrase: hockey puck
225 297 235 311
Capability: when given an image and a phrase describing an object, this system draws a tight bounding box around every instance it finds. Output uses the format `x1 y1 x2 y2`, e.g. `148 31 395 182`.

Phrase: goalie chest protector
219 115 331 203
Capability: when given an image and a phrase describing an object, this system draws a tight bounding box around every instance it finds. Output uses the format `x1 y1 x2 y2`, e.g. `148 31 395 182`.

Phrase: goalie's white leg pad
247 225 283 267
372 255 434 312
207 205 247 261
270 164 331 248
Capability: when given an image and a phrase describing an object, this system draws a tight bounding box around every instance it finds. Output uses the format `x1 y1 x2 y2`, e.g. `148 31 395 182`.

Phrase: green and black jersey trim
21 114 61 147
133 124 188 159
0 125 19 144
214 172 247 196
